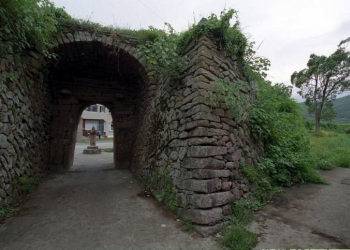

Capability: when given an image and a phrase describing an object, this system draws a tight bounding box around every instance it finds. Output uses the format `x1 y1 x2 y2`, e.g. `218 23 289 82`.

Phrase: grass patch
220 225 257 250
13 176 39 194
309 131 350 170
0 204 20 222
101 148 114 153
181 217 195 232
219 200 259 250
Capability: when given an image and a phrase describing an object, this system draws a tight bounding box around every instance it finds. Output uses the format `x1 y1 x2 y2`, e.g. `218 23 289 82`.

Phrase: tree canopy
291 38 350 132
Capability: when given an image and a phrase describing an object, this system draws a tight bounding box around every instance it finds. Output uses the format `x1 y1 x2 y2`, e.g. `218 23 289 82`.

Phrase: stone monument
83 126 101 154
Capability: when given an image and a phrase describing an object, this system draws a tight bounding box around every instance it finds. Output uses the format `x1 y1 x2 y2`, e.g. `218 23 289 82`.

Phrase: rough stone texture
177 179 222 193
187 146 227 158
179 207 223 225
188 191 234 208
0 32 264 235
195 221 230 237
182 157 226 169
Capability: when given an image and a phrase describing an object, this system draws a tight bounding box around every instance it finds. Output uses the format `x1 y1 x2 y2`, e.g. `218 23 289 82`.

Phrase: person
98 131 101 139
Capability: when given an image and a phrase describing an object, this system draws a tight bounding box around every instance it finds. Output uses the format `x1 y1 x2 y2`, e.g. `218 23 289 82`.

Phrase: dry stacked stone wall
0 52 51 206
131 36 263 236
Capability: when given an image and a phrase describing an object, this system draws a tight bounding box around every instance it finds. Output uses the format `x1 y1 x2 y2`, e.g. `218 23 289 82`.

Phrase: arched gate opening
47 38 149 173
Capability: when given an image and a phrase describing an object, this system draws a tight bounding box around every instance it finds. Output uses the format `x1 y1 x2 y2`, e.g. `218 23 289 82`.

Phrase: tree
291 38 350 132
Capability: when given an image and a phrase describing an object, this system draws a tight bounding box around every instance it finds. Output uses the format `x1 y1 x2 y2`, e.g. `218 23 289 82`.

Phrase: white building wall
80 104 114 137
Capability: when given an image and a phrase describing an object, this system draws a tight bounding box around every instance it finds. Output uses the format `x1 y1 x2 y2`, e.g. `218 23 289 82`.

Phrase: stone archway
46 32 152 173
1 29 264 235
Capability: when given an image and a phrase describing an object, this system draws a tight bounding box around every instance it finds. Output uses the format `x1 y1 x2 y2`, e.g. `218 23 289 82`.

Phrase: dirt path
250 167 350 249
0 144 219 250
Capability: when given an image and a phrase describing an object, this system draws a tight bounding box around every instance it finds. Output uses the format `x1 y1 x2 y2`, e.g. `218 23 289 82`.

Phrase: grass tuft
219 225 257 250
0 204 20 222
181 217 195 232
101 148 114 153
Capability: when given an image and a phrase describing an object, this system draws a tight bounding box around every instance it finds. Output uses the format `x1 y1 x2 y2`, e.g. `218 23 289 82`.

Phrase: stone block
231 186 241 199
183 88 192 97
188 137 218 146
192 169 231 179
194 68 217 81
0 134 8 149
181 120 209 131
189 127 210 137
177 179 221 193
187 146 227 158
191 96 207 106
169 151 178 161
180 102 192 111
208 128 230 136
191 81 212 91
180 207 222 225
0 189 6 198
188 191 234 208
168 139 188 147
232 149 243 161
221 181 232 191
185 104 210 118
182 158 225 169
209 122 223 129
192 112 220 122
183 89 207 105
222 204 232 216
176 193 187 206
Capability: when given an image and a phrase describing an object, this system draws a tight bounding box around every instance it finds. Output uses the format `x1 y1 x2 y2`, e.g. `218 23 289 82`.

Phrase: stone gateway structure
0 27 263 235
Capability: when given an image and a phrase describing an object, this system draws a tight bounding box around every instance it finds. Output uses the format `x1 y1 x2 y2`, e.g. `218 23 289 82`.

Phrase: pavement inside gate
0 142 220 250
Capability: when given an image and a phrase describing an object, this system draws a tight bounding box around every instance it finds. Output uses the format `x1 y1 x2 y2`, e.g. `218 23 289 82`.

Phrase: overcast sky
51 0 350 101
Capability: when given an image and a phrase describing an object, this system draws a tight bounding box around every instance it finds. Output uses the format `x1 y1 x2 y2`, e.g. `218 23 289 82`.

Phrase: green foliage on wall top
0 0 70 56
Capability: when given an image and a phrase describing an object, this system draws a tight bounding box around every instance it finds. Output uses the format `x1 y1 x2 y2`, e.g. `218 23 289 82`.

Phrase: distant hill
299 95 350 123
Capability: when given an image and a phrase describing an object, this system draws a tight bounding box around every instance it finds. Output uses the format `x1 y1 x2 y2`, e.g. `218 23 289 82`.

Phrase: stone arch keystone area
0 28 263 236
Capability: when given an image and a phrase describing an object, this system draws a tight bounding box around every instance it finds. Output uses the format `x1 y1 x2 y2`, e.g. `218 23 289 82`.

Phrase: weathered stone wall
0 52 51 206
130 36 263 236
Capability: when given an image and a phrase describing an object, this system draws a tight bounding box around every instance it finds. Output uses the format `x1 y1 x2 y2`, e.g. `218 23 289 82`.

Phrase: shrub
345 127 350 134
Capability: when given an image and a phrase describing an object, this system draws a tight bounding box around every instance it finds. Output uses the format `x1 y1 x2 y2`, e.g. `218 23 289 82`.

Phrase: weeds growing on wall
136 9 252 82
136 24 188 82
150 168 181 212
177 9 247 57
206 77 251 122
